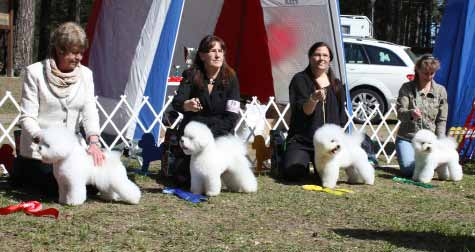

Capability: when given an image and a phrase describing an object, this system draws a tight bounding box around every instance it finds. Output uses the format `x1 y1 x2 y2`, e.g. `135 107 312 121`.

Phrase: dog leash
302 185 354 196
0 201 59 219
392 176 434 189
162 188 208 203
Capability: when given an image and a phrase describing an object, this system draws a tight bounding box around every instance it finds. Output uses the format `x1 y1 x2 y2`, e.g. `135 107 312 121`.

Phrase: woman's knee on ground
281 162 309 181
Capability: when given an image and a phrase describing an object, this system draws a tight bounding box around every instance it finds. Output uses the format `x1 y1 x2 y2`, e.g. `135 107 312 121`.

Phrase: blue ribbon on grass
162 188 208 203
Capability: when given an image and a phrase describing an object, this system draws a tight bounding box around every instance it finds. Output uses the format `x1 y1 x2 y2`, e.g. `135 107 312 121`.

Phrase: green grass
1 77 474 251
1 162 475 252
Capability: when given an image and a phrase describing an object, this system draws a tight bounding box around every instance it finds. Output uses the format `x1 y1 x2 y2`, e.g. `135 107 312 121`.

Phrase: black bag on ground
270 129 287 179
360 134 378 166
160 128 181 178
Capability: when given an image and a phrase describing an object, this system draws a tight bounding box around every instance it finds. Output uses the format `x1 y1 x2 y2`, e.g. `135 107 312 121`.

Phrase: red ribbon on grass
0 201 59 219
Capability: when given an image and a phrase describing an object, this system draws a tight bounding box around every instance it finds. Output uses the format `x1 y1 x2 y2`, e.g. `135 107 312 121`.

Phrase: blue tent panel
134 0 185 140
433 0 475 129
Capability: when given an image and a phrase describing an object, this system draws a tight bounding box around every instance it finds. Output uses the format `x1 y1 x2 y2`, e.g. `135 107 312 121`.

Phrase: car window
344 43 369 64
363 45 406 66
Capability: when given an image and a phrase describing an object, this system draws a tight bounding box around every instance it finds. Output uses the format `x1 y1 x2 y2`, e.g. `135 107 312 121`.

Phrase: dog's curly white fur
313 124 375 188
180 121 257 196
412 129 462 183
38 127 141 205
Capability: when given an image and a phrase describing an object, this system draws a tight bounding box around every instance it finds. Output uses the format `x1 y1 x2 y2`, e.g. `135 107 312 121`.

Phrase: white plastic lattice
0 91 21 146
0 92 400 164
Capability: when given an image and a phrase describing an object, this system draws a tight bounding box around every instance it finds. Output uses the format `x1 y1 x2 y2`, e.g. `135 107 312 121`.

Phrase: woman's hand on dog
87 144 105 167
184 98 203 112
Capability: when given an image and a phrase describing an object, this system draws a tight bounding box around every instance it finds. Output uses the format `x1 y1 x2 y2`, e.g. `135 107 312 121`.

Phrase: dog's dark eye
330 140 336 143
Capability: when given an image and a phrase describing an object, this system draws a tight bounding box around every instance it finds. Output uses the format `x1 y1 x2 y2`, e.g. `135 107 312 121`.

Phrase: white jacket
19 60 100 159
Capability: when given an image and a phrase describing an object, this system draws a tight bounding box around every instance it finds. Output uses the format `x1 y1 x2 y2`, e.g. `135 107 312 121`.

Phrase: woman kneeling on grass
281 42 347 182
11 22 104 195
395 55 448 177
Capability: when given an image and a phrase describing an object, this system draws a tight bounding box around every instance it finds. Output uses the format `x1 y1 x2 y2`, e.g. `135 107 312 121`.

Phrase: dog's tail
439 136 458 150
215 135 247 155
112 178 142 205
349 130 365 146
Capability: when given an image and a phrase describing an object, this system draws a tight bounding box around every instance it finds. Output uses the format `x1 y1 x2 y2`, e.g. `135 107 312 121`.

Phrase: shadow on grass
333 228 475 251
270 173 322 186
463 161 475 175
376 166 404 179
0 177 57 203
0 177 104 204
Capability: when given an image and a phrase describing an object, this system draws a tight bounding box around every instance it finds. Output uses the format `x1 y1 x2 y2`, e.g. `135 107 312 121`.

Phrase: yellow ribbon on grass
302 185 354 196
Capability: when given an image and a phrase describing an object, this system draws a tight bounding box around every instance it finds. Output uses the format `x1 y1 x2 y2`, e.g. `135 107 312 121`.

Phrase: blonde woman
11 22 104 194
396 55 448 177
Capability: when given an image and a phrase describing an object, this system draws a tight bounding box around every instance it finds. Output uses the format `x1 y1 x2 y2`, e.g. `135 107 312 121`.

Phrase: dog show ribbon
302 185 354 196
392 176 434 188
162 188 208 203
0 201 59 219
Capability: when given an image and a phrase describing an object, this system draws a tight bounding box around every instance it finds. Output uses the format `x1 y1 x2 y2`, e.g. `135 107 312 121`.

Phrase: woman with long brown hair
281 41 347 181
171 35 241 187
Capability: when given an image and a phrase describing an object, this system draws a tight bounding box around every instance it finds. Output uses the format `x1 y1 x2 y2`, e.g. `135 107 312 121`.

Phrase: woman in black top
282 42 347 181
171 35 241 187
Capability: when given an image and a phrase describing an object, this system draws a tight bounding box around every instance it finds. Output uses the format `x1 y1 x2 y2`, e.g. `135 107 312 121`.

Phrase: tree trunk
14 0 35 76
75 0 81 23
415 6 421 47
396 0 403 44
69 0 81 23
38 0 51 61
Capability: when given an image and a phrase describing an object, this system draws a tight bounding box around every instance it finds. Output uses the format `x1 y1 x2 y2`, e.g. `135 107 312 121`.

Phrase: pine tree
14 0 35 76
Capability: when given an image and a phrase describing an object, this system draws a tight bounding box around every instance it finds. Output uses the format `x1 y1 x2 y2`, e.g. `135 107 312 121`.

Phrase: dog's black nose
336 145 340 150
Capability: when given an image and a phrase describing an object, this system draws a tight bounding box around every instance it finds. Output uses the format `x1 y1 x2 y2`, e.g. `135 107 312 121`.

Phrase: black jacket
172 69 240 138
288 67 347 146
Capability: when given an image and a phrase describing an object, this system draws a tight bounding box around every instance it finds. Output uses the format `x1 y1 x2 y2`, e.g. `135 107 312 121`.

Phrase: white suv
343 37 417 122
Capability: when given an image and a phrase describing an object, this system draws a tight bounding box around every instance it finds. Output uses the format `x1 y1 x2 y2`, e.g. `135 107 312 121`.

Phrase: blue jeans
395 137 415 177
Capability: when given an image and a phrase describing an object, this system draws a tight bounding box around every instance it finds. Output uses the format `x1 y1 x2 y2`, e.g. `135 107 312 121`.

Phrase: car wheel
350 88 386 124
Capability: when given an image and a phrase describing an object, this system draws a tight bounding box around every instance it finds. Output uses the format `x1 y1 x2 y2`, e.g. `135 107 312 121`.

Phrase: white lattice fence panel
345 103 399 165
235 96 289 144
0 91 21 146
0 92 399 165
96 95 182 151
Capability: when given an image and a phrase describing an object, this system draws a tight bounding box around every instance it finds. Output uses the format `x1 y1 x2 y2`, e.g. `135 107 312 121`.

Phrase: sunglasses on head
421 55 436 60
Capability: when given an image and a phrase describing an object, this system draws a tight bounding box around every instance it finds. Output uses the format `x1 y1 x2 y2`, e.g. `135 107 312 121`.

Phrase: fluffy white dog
412 129 463 183
313 124 375 188
38 127 141 205
180 121 257 196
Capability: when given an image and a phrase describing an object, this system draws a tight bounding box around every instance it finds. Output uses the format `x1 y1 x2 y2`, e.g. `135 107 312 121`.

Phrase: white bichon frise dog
180 121 258 196
313 124 375 189
38 127 141 205
411 129 463 183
